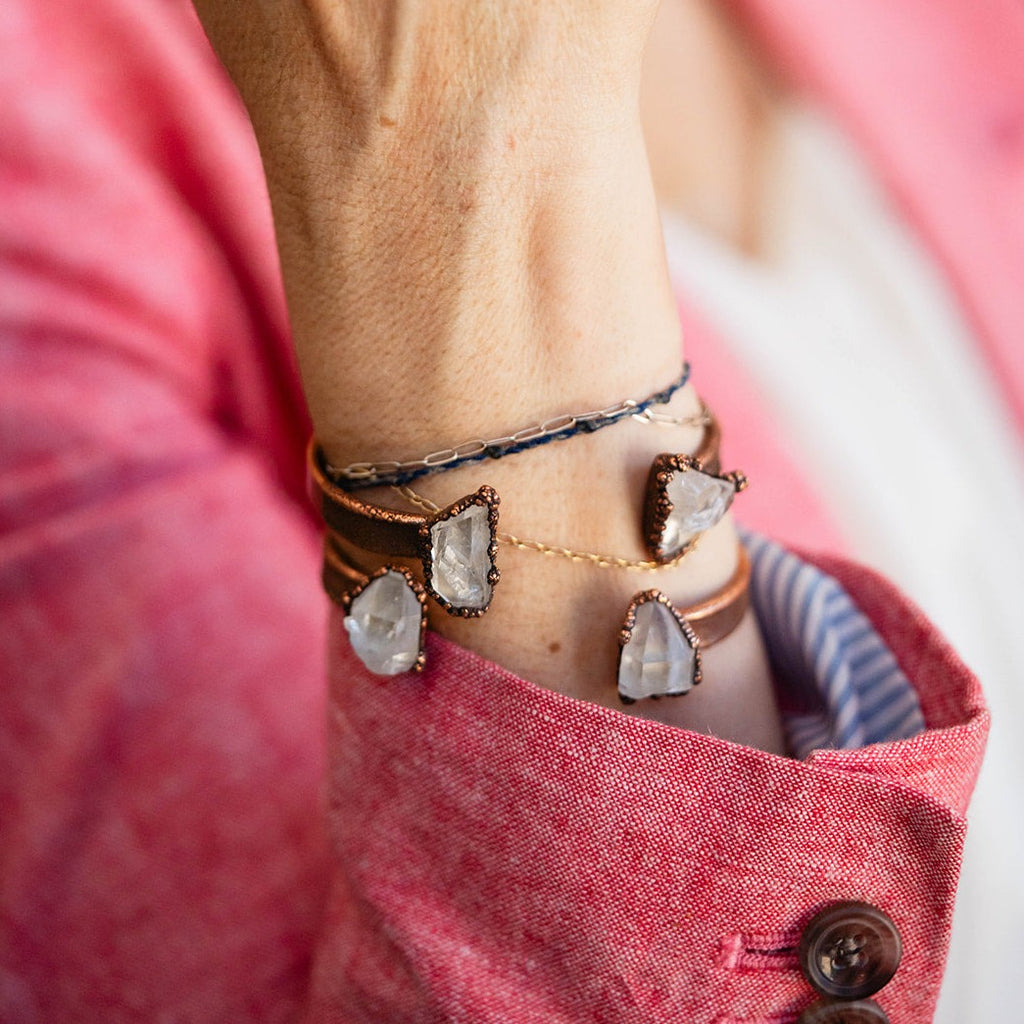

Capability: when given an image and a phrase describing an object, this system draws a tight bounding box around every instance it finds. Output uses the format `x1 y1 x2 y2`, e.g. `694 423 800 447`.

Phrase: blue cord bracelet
329 362 692 491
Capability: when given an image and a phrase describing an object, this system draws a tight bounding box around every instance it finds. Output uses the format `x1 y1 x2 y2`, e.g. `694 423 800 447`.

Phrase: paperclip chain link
328 364 696 489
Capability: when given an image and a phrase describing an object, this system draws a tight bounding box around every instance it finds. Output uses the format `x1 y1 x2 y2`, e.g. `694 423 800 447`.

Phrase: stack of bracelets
306 363 749 704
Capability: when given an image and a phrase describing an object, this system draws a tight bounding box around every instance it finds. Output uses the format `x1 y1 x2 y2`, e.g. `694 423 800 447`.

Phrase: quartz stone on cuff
344 569 424 675
618 592 701 703
661 470 736 559
423 488 500 615
645 454 745 563
430 505 492 609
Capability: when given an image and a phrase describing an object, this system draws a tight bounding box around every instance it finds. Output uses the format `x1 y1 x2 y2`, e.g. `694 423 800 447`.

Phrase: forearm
195 2 679 458
193 0 784 752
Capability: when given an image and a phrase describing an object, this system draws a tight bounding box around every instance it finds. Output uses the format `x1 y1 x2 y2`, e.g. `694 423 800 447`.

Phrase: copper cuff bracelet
308 395 750 700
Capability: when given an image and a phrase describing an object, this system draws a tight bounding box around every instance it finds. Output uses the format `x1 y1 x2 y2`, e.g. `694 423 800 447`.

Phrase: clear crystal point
661 470 736 558
429 504 493 610
344 570 423 675
618 599 696 702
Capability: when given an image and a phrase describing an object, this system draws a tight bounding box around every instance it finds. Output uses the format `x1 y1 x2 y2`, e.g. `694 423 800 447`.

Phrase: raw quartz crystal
429 504 493 610
344 570 423 676
618 599 697 702
661 469 736 558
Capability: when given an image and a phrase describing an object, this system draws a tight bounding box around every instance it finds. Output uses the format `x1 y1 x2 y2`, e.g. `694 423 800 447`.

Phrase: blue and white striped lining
742 530 925 759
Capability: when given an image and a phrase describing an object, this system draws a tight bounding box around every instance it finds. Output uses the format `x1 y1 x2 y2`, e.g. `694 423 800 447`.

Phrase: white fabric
661 103 1024 1024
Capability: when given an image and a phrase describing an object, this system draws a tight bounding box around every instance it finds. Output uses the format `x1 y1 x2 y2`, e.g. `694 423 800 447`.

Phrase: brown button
798 902 902 999
797 999 890 1024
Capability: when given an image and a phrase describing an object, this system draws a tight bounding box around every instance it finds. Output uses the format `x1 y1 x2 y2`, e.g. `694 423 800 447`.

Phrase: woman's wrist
278 118 682 467
190 4 672 461
193 0 785 752
337 408 784 754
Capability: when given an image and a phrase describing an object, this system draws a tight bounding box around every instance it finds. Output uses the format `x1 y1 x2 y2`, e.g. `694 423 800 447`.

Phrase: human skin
191 0 785 753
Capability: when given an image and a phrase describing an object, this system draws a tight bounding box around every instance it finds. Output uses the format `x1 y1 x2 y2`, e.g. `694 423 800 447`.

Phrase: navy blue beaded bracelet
327 362 692 490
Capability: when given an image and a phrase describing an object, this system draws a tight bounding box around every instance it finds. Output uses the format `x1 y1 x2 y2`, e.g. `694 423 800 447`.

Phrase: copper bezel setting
419 485 501 618
340 563 429 675
616 588 703 704
642 453 748 565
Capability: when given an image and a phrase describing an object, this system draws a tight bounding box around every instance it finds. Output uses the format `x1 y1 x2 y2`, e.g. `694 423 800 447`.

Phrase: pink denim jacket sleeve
307 554 986 1023
0 1 1004 1021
